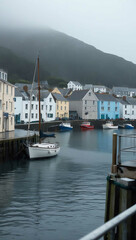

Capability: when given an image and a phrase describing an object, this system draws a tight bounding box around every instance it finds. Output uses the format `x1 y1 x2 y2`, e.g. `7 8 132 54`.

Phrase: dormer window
89 92 91 96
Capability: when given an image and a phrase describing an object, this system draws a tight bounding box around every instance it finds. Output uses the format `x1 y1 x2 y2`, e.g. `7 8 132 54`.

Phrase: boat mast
38 56 41 142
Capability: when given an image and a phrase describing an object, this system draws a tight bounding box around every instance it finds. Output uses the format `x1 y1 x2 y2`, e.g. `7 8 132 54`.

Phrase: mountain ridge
0 27 136 88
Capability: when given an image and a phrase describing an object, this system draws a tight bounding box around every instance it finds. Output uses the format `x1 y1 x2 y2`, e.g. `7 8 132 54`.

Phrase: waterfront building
119 96 136 119
0 69 15 132
111 86 136 97
96 93 120 119
67 89 98 120
52 93 69 119
15 88 56 123
67 81 83 91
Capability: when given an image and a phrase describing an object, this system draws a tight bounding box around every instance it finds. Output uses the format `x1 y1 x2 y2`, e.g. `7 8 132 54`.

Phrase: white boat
59 122 73 131
28 142 60 159
28 57 60 159
102 121 118 129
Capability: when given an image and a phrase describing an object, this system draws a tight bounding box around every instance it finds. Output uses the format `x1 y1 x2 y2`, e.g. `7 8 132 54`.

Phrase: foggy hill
0 27 136 87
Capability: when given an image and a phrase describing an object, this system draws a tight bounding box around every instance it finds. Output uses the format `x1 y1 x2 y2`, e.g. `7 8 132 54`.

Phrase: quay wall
15 119 136 132
0 135 37 162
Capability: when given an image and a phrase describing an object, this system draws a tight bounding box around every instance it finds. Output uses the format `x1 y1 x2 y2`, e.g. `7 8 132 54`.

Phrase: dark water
0 128 134 240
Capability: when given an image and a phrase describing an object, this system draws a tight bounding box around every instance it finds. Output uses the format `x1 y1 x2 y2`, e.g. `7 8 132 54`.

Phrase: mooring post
111 133 117 174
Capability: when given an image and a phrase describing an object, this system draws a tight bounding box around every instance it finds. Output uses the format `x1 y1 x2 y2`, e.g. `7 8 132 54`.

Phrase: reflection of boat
59 122 73 131
124 124 134 129
102 121 118 129
80 122 94 130
28 57 60 159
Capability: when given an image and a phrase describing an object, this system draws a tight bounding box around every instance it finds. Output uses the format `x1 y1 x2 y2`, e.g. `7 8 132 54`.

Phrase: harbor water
0 128 135 240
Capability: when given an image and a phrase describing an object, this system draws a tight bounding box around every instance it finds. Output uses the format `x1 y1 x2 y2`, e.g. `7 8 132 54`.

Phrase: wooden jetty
104 133 136 240
0 134 38 161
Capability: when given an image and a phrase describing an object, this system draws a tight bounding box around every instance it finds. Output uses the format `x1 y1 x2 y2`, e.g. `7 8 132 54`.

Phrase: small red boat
80 122 94 130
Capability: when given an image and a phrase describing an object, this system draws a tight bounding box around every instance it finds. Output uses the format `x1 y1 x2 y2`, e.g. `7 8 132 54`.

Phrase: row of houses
1 68 136 133
14 85 136 124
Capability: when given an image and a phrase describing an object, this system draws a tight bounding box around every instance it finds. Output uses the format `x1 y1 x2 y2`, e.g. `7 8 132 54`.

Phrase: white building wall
42 93 56 122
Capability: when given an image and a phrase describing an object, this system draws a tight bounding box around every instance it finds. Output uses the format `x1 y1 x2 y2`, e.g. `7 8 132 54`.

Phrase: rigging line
27 59 38 140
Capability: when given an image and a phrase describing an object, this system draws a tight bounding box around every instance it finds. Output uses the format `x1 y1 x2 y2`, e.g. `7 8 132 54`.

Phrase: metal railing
79 204 136 240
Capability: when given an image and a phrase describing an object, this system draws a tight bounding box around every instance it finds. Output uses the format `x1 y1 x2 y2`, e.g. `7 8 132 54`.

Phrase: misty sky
1 0 136 63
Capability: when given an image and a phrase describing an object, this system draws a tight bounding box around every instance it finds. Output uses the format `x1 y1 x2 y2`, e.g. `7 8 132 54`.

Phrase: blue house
95 93 120 119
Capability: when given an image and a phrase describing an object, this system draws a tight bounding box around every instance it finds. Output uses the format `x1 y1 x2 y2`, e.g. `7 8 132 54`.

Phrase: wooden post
111 133 117 174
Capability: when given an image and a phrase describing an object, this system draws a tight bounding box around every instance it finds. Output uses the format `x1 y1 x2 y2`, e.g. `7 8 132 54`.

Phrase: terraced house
96 93 119 119
0 69 15 132
52 93 69 119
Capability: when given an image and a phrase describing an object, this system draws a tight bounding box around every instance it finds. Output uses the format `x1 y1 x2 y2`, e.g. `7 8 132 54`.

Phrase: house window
108 102 110 106
61 106 62 110
49 98 52 102
6 85 8 94
36 113 38 119
25 113 28 118
31 113 34 118
101 107 104 111
57 105 59 110
0 100 2 110
49 105 52 111
85 107 86 110
41 105 43 110
57 112 59 117
125 105 127 108
89 92 91 96
6 101 8 110
46 105 48 110
101 101 104 105
85 100 87 104
31 104 33 110
48 113 53 118
108 107 110 111
115 107 117 111
25 104 28 110
132 111 134 115
125 110 127 114
132 105 134 108
36 105 38 110
93 101 95 105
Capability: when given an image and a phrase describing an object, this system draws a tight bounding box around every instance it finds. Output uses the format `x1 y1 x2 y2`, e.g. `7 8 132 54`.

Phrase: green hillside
0 28 136 87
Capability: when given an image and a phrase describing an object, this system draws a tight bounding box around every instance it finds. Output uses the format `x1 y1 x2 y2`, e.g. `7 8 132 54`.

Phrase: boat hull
28 143 60 159
124 124 134 129
80 126 94 130
59 126 73 132
103 125 118 129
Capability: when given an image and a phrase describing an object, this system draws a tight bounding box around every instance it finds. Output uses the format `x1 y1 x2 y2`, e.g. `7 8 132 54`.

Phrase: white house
93 85 107 93
67 81 83 91
14 88 56 123
119 97 136 119
0 69 15 132
41 91 56 122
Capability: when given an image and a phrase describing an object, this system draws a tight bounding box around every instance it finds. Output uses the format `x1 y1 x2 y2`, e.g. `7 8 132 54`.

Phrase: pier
0 134 37 161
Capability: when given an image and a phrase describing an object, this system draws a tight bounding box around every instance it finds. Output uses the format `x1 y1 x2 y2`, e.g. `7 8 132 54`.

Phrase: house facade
68 89 98 119
96 93 120 120
119 97 136 119
0 69 15 132
52 93 69 119
67 81 83 91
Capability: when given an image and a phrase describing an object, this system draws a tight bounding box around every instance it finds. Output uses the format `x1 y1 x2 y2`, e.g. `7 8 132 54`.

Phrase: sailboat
28 57 60 159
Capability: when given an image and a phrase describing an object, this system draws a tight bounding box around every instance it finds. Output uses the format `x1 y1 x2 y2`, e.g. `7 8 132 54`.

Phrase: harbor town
0 67 136 240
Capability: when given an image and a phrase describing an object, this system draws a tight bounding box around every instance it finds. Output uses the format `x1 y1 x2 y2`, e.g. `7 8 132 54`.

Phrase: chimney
23 85 28 92
123 96 126 101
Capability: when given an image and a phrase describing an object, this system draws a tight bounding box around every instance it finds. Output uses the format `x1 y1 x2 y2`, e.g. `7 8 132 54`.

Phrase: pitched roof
95 93 119 102
15 88 29 100
126 97 136 105
67 90 88 101
52 93 68 101
69 81 82 86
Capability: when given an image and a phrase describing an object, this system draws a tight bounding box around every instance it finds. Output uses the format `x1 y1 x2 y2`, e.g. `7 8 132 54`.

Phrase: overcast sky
1 0 136 63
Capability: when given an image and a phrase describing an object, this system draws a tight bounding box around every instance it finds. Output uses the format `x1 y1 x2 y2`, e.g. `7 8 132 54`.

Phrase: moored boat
102 121 118 129
27 57 60 159
80 122 94 130
59 122 73 131
124 123 134 129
